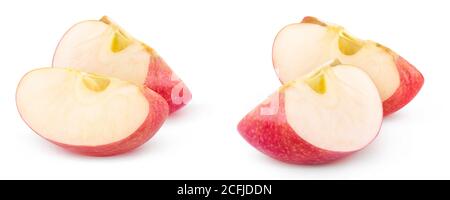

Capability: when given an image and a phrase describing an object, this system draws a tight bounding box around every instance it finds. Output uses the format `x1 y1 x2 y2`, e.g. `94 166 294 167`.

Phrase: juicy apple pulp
53 16 191 114
16 68 169 156
272 16 424 116
238 64 383 164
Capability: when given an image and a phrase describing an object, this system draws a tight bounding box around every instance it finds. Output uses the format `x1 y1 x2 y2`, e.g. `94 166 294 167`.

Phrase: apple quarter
16 68 169 156
53 16 192 114
272 16 424 116
238 65 383 164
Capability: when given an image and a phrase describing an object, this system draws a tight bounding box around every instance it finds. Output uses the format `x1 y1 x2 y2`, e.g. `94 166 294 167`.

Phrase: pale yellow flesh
16 68 150 146
284 65 382 152
53 19 150 86
273 23 400 101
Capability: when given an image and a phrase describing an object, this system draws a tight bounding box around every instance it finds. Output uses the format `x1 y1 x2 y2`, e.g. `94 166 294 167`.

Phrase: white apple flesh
53 16 191 114
238 64 383 164
272 16 424 116
16 68 169 156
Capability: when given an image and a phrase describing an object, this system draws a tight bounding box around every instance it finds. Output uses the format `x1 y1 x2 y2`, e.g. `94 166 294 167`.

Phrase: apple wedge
16 68 169 156
238 63 382 164
53 16 191 114
272 16 424 116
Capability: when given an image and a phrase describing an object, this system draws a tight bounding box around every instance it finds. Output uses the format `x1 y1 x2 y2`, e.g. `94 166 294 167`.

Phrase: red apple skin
382 56 424 116
18 87 169 157
237 92 353 165
145 56 192 114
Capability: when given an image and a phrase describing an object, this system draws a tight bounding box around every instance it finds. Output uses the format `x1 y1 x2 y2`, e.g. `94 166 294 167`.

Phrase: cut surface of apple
53 16 191 114
16 68 169 156
272 16 424 116
238 64 382 164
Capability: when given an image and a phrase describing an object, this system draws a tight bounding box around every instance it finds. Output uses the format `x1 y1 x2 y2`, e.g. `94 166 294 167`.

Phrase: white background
0 0 448 180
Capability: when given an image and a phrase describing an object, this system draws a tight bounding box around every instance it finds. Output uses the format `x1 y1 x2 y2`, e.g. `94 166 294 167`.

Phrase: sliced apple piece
272 16 424 116
16 68 169 156
238 64 382 164
53 16 192 114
